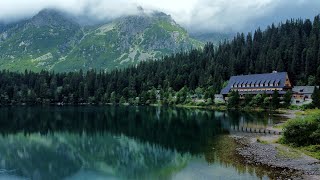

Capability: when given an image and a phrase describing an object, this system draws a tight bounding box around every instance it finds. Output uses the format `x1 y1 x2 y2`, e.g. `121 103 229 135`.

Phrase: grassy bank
280 109 320 159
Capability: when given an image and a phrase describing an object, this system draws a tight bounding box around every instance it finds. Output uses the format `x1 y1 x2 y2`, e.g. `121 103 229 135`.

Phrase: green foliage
110 92 117 104
1 14 320 108
250 94 263 107
312 86 320 108
195 87 203 98
244 94 253 105
0 11 202 72
300 145 320 159
119 96 126 104
282 110 320 146
227 91 240 108
283 91 293 108
206 98 213 106
271 90 280 109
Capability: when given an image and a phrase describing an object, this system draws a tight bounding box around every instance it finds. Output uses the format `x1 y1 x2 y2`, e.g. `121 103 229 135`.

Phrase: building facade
219 72 292 100
292 86 318 106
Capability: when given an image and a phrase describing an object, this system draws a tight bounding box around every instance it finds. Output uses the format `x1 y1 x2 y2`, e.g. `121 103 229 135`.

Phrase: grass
299 145 320 160
256 137 269 144
295 109 320 116
273 123 284 130
275 145 302 159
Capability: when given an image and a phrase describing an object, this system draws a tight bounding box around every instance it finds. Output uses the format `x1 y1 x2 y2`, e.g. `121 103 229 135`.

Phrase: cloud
0 0 319 33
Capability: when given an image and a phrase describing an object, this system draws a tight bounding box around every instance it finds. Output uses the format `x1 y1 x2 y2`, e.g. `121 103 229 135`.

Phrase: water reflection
0 106 283 179
0 133 190 180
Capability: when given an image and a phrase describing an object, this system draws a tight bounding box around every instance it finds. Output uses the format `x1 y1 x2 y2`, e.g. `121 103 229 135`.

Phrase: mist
0 0 319 33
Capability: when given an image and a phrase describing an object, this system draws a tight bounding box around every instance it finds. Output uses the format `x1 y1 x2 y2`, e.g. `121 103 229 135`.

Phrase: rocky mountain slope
0 9 203 72
190 32 234 45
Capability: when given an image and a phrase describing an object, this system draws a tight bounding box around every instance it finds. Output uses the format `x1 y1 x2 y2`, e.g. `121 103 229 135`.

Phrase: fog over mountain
0 0 320 33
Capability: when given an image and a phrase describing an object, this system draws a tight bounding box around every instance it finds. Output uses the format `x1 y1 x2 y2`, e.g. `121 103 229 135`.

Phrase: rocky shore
231 133 320 179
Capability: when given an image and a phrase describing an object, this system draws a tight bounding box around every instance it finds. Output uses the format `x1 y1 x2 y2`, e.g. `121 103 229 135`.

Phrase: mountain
0 9 203 72
190 32 234 44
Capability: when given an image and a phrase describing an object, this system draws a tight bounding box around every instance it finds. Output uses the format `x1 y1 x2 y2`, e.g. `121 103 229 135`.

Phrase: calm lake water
0 106 286 179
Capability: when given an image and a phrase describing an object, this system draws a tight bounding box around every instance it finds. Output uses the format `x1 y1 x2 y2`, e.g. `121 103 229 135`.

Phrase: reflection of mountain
0 106 226 154
0 107 275 154
0 133 190 179
0 107 284 179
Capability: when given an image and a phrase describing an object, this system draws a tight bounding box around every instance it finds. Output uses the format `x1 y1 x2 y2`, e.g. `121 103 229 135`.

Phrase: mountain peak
30 8 78 28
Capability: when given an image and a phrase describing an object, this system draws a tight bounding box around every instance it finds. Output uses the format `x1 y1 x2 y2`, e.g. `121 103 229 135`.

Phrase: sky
0 0 320 33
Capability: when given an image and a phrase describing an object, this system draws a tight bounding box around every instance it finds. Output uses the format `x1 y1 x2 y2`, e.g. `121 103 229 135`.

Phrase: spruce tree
227 91 240 108
312 86 320 108
272 90 280 109
283 90 292 108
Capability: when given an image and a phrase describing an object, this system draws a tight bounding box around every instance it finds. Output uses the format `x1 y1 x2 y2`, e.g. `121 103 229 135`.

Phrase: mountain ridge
0 9 203 72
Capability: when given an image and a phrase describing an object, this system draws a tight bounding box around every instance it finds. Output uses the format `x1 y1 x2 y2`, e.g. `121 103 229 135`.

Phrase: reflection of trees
0 107 279 154
226 110 272 129
0 107 289 179
0 106 226 154
0 133 190 180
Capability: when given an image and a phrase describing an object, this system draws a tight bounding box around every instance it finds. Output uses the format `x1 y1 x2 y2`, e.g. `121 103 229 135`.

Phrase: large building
220 71 292 99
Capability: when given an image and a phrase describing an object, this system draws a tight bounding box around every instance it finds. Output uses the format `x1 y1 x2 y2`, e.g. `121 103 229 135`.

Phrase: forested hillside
0 15 320 105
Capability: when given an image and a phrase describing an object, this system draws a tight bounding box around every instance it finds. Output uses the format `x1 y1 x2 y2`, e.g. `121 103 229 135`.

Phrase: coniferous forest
1 16 320 105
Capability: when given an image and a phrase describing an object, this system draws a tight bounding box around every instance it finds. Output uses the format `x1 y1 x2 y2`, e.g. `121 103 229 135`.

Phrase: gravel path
231 133 320 179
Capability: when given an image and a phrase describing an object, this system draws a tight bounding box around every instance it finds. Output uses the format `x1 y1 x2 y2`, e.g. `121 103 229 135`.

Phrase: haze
0 0 319 33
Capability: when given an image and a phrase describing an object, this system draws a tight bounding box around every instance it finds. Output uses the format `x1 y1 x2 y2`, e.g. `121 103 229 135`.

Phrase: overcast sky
0 0 319 33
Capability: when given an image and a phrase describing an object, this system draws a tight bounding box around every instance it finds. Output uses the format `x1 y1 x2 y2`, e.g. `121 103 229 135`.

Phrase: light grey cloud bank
0 0 319 33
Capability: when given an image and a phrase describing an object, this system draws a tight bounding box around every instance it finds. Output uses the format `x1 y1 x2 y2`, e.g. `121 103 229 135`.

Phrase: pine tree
283 91 292 108
312 86 320 108
227 91 240 108
316 66 320 85
272 90 280 109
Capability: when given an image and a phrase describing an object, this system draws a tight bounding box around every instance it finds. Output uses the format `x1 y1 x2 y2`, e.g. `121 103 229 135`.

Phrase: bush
205 98 213 106
282 110 320 146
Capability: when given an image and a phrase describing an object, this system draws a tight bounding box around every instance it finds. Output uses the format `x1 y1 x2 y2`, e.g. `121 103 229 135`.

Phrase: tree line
0 15 320 105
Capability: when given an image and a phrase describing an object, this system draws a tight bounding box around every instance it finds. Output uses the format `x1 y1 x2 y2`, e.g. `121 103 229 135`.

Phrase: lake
0 106 287 179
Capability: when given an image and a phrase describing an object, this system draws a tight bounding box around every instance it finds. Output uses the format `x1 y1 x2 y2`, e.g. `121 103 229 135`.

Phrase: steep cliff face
0 9 203 72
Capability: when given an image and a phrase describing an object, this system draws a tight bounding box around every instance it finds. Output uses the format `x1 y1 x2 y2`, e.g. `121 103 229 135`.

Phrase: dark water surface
0 106 286 179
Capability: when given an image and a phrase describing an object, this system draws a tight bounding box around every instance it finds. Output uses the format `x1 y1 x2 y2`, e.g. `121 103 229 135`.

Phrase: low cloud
0 0 319 33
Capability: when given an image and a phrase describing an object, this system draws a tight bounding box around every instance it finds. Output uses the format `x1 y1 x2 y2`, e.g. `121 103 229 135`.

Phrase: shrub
205 98 213 106
282 110 320 146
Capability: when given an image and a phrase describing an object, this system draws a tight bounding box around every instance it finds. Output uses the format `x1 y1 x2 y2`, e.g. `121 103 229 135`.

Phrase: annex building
292 86 318 106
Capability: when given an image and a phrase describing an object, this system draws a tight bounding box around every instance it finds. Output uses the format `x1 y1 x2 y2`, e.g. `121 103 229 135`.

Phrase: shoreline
230 132 320 179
